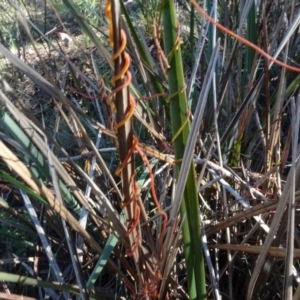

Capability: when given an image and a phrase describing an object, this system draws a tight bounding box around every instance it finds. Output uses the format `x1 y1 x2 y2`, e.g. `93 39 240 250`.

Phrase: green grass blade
0 170 48 205
120 0 151 65
86 234 118 289
245 1 256 76
162 1 207 299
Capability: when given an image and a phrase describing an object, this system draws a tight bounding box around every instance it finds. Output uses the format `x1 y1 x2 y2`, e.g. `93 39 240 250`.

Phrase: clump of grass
0 0 300 299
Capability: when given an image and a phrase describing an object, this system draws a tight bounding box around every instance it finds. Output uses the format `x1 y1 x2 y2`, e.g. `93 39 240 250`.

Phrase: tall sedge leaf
86 234 118 289
245 1 256 80
162 1 206 299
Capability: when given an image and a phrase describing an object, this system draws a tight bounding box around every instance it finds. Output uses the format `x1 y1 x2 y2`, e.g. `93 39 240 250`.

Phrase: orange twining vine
191 0 300 74
105 0 168 259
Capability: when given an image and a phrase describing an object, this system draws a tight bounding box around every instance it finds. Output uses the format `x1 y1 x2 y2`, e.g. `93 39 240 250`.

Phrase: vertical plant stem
162 1 206 299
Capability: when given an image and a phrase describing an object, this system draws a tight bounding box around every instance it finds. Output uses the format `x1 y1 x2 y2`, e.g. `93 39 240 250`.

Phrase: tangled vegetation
0 0 300 299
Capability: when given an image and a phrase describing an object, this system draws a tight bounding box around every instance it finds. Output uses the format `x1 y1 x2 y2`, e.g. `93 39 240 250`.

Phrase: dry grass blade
247 146 300 299
0 293 38 300
195 158 267 200
75 131 103 265
205 200 278 236
20 191 69 299
284 95 300 298
265 6 300 198
209 244 300 259
202 228 221 300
